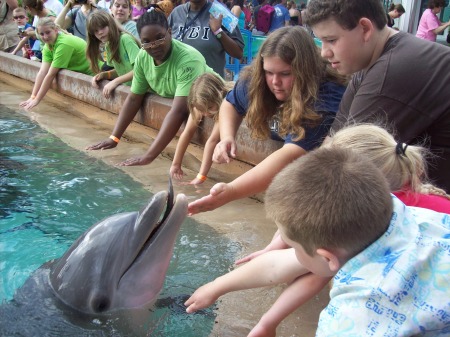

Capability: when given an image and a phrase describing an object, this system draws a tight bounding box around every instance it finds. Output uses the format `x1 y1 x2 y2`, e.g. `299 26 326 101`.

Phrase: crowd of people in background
1 0 450 335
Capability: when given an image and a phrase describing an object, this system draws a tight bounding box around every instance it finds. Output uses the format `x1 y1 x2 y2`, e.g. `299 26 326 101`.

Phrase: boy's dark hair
304 0 388 31
265 147 393 257
136 7 168 35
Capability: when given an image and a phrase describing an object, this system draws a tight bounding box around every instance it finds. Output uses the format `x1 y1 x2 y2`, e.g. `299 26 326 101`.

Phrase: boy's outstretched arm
248 273 332 337
185 249 308 313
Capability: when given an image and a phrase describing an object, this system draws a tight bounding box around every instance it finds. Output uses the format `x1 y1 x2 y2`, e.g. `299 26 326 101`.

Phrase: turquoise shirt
318 196 450 336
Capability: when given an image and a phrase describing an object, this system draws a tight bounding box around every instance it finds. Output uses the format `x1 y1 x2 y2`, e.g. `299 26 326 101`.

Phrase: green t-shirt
106 33 140 86
131 38 216 98
42 33 93 75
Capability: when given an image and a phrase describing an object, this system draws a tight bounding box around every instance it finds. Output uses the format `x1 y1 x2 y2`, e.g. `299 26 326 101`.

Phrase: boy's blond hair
325 124 449 199
265 147 392 257
187 73 234 122
13 7 27 15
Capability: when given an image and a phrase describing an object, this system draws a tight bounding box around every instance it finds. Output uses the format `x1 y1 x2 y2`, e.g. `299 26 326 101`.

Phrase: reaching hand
86 138 118 150
170 164 184 180
185 282 220 314
213 137 237 164
19 98 39 110
188 182 232 215
117 155 154 166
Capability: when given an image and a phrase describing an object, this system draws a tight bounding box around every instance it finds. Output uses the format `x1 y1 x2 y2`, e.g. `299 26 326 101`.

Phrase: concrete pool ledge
0 51 282 182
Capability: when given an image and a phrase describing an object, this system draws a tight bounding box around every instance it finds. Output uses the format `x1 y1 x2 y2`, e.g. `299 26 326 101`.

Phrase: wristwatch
213 28 223 39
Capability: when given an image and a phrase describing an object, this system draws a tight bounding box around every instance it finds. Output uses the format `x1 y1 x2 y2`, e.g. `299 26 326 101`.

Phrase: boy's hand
184 282 220 313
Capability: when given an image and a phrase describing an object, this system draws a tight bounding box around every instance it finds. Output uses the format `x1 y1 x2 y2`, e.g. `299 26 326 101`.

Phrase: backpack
255 4 274 34
67 7 80 36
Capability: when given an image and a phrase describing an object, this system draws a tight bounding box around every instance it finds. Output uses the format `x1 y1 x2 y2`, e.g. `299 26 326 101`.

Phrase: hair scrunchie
395 142 408 157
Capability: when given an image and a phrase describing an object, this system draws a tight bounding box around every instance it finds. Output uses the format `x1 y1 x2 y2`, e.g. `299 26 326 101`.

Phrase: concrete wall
0 51 281 168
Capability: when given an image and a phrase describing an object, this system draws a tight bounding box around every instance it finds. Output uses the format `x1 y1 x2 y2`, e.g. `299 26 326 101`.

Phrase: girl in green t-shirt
86 11 140 99
19 17 93 110
86 8 216 168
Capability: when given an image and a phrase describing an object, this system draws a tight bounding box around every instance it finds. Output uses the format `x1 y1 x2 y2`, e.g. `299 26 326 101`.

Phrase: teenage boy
304 0 450 193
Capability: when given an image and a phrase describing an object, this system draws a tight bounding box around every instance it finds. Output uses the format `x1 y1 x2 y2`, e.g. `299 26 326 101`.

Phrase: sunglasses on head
14 15 26 19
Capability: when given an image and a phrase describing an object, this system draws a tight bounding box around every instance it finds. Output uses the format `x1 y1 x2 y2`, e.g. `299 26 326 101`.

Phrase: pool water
0 104 240 336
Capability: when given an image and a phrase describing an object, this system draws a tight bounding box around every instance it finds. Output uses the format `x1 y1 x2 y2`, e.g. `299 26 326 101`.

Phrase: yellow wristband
109 135 120 143
196 173 207 182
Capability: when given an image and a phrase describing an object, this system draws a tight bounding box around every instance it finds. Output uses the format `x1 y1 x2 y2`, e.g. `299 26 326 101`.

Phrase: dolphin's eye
90 295 111 313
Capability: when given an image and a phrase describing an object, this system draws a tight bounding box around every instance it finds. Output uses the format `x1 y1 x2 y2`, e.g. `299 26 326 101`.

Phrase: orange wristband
196 173 207 182
109 135 120 143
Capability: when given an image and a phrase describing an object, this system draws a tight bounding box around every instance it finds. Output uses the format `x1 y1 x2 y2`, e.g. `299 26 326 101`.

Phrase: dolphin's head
49 181 188 314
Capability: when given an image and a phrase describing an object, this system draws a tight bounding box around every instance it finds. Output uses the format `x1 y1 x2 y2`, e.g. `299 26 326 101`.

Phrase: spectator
86 9 217 167
305 0 450 192
97 0 112 13
110 0 139 39
268 0 289 32
131 0 145 20
386 3 405 28
188 26 346 215
19 18 94 110
86 10 140 98
23 0 56 39
55 0 99 40
10 7 36 57
0 0 20 53
168 0 244 78
416 0 450 42
231 0 245 30
287 1 300 25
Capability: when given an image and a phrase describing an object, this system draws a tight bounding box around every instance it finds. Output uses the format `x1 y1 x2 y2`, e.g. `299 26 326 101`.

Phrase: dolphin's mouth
119 178 176 282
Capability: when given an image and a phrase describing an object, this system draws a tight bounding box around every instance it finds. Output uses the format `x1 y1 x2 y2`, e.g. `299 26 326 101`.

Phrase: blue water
0 104 240 335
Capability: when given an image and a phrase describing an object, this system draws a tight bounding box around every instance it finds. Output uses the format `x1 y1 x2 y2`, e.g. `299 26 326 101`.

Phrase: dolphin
48 179 188 314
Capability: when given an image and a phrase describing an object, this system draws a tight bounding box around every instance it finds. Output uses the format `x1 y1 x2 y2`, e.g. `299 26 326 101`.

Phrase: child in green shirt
86 10 140 98
19 17 93 110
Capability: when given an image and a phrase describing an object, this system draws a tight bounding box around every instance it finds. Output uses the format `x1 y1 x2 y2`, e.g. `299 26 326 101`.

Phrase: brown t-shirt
331 32 450 193
0 1 19 51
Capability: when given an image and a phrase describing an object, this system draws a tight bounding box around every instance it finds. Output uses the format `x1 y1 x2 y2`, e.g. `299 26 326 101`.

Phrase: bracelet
109 135 120 143
196 173 207 182
31 95 36 99
213 28 223 39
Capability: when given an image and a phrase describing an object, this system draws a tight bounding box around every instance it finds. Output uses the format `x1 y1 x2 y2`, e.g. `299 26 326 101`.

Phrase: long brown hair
243 26 346 141
86 11 139 74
